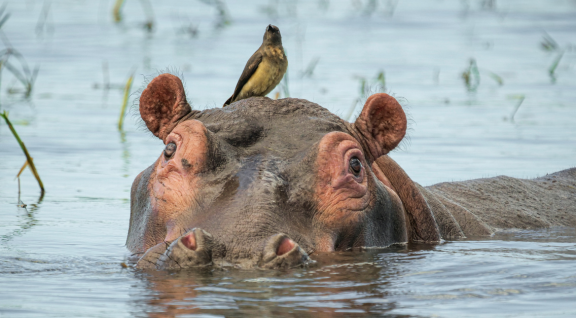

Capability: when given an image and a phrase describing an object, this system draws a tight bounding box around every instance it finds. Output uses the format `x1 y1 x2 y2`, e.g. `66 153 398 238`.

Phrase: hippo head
128 74 438 270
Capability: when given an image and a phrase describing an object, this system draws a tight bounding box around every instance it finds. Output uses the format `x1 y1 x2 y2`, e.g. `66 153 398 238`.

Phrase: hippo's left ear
140 74 193 141
353 93 407 161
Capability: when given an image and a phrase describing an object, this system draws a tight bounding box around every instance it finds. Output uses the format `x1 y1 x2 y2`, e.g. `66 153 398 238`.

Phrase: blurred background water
0 0 575 317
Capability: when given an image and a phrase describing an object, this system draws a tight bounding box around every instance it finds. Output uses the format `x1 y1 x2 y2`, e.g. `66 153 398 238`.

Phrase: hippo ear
140 74 192 141
353 93 407 160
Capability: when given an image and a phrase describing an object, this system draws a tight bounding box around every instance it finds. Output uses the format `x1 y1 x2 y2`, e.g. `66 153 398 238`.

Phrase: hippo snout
136 230 312 270
137 228 214 270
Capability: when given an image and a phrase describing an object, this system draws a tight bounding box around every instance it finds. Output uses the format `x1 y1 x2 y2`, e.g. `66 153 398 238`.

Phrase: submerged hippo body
128 74 576 270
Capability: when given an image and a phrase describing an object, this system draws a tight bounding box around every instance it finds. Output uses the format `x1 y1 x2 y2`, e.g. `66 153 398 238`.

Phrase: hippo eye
349 157 362 176
164 142 176 159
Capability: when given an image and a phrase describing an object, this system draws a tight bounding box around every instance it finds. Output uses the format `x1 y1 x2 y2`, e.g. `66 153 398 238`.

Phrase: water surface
1 1 575 317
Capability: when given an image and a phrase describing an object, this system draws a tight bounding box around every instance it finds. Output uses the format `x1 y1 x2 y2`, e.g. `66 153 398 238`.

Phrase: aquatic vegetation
118 70 135 130
280 71 290 98
508 94 525 123
176 20 199 38
461 58 480 92
139 0 155 32
112 0 125 22
548 51 564 83
112 0 155 32
0 7 38 100
92 61 127 91
461 58 504 91
259 0 298 19
347 70 386 120
350 0 398 17
540 33 559 52
540 33 569 83
486 71 503 86
300 57 320 78
356 70 386 98
0 48 40 98
15 159 29 180
199 0 231 28
35 1 54 37
375 70 386 90
1 111 44 194
0 4 9 29
481 0 497 11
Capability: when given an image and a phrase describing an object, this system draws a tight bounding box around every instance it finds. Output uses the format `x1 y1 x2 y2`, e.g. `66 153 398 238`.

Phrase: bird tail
223 95 233 107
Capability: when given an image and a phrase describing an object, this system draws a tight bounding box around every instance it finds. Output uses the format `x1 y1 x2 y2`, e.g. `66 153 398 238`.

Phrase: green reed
118 71 135 130
1 111 44 193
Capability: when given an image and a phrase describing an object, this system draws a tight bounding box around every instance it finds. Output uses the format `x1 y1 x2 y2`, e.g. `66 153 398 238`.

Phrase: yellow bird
223 25 288 107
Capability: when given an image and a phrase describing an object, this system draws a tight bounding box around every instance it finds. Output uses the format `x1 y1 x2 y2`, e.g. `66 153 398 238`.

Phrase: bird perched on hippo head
223 24 288 107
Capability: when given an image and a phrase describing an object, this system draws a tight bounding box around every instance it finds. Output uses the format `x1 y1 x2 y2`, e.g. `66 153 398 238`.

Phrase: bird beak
267 24 272 32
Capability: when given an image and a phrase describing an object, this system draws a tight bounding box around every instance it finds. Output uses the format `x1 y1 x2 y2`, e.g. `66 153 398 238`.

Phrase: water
1 0 575 316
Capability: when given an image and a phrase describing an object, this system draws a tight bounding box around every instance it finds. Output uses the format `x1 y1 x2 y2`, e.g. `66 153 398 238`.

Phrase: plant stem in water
118 71 134 130
1 111 44 193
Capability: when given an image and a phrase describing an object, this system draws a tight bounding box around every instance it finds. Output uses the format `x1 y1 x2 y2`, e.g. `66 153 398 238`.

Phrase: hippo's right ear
140 74 192 141
353 93 407 161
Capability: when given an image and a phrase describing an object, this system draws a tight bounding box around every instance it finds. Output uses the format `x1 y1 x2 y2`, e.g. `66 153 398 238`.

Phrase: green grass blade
118 71 135 130
3 60 28 87
510 95 525 123
549 51 564 76
0 12 10 30
15 159 29 180
112 0 126 23
1 111 44 193
487 71 503 85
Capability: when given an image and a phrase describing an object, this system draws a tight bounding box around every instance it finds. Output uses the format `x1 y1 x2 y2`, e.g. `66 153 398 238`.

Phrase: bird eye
164 142 176 159
349 157 362 176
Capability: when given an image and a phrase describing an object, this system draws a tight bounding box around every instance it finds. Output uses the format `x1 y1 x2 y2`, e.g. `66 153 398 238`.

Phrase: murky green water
1 0 575 317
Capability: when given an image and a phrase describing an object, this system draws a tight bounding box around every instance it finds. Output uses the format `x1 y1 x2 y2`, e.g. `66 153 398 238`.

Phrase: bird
223 24 288 107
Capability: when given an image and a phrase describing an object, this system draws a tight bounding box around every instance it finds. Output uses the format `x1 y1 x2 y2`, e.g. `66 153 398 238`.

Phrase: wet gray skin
128 73 409 270
128 74 576 270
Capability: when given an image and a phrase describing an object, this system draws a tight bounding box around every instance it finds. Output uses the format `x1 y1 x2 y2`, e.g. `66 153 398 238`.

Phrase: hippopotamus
128 73 576 270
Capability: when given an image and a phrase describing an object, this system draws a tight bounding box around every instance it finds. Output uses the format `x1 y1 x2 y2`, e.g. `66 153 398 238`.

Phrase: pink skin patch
147 120 210 249
314 132 371 249
181 232 197 251
276 237 295 256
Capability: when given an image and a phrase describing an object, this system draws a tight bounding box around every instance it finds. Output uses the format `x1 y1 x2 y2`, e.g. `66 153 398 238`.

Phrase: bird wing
223 49 263 107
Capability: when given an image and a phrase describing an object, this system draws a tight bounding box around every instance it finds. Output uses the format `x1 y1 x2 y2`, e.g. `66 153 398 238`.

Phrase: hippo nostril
181 232 197 251
148 228 214 270
276 237 295 256
260 233 313 269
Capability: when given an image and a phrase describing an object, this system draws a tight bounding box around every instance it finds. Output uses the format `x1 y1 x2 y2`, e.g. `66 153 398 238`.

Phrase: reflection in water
1 190 43 244
129 234 576 317
135 247 413 317
119 129 131 178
